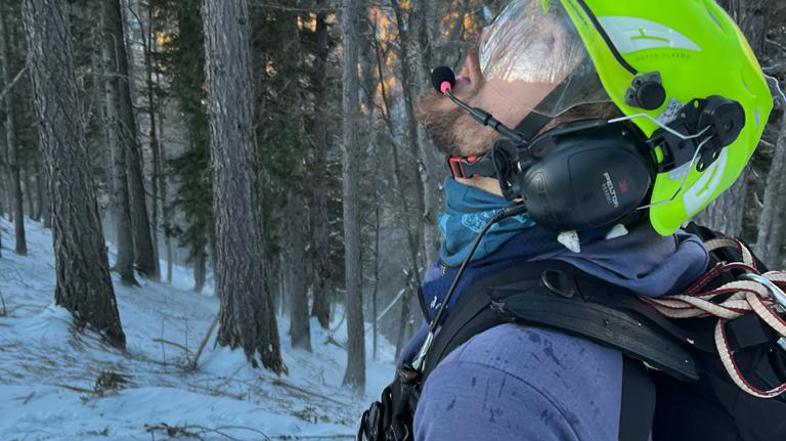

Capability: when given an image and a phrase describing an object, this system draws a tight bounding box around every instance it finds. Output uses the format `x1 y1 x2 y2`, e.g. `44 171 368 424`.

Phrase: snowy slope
0 218 396 441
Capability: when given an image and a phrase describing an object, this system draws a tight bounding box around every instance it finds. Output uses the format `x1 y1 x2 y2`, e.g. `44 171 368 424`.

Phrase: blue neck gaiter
438 178 536 266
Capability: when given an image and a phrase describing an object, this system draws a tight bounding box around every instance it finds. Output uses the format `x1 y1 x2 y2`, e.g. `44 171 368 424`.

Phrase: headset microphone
430 66 526 144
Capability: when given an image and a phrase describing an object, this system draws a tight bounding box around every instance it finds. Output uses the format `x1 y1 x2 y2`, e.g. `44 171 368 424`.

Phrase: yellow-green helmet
479 0 772 234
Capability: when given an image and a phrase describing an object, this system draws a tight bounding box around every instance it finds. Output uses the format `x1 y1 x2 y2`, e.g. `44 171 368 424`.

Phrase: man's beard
416 90 498 157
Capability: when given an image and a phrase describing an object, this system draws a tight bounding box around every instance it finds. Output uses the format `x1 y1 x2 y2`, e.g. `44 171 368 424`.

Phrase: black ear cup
517 122 654 231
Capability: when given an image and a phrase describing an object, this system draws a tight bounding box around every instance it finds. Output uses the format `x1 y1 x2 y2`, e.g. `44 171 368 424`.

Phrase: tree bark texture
193 246 206 294
0 8 27 255
393 0 440 266
160 108 174 285
372 203 381 361
150 55 175 285
102 0 137 285
0 127 5 231
23 0 125 349
145 4 162 266
308 4 332 330
697 0 766 236
202 0 284 373
39 159 50 227
34 158 45 221
104 0 158 279
23 167 35 218
755 111 786 267
395 284 411 359
154 78 173 284
340 0 366 391
286 195 312 351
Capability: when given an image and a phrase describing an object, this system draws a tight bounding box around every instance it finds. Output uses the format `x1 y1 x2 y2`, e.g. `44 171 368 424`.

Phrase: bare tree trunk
34 154 44 221
154 74 173 284
395 284 412 359
371 20 424 356
273 253 285 317
286 195 312 351
697 0 766 236
755 111 786 267
340 0 366 391
411 0 442 265
104 0 158 279
144 3 162 269
287 16 312 352
160 110 174 285
40 158 50 228
0 132 5 233
372 202 380 361
23 0 125 349
203 0 284 373
0 9 27 255
0 158 4 222
309 2 332 329
102 0 137 285
23 166 35 218
193 246 206 294
1 144 11 221
392 0 441 266
391 1 429 264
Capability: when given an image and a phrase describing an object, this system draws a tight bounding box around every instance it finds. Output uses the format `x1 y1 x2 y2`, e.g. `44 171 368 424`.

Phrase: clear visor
478 0 611 118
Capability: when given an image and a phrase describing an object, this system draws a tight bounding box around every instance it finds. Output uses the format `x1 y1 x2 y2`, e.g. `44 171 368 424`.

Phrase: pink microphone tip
440 82 452 95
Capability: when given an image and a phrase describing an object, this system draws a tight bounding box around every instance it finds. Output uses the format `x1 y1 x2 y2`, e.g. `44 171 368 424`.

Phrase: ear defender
506 120 656 231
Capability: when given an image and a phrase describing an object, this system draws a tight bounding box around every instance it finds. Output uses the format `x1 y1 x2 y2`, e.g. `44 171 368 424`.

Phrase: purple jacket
403 226 708 441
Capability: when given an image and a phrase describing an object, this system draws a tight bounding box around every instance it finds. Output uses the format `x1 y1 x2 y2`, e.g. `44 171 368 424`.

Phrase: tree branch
0 62 28 102
767 37 786 53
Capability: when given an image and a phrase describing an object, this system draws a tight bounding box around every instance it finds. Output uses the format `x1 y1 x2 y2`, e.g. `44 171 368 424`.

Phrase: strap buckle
446 155 478 179
446 155 501 179
742 273 786 352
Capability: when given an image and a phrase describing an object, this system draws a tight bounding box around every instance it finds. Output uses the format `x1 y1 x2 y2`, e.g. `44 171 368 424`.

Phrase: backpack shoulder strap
619 357 656 441
488 261 700 380
418 259 657 441
420 260 551 379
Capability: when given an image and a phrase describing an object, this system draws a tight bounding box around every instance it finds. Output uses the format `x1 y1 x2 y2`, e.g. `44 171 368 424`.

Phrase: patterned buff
438 178 535 266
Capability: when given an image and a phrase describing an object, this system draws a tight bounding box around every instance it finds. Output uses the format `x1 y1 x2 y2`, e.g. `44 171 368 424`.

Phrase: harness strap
421 261 548 378
619 358 656 441
490 276 699 380
420 260 660 441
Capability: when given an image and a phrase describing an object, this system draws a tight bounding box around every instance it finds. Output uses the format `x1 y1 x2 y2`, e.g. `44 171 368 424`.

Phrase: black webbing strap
418 260 659 441
619 358 656 441
726 314 777 351
513 111 552 141
421 261 551 379
420 260 701 380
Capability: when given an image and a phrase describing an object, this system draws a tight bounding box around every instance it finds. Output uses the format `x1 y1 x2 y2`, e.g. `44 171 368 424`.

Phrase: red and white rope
641 237 786 398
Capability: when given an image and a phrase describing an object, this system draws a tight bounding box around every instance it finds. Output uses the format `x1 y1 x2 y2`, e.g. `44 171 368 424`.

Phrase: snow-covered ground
0 218 396 441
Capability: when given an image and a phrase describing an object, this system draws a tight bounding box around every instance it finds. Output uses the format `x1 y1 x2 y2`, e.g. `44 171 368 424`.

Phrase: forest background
0 0 785 403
